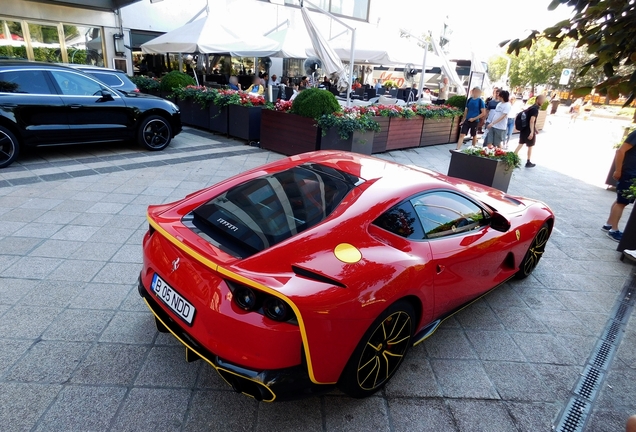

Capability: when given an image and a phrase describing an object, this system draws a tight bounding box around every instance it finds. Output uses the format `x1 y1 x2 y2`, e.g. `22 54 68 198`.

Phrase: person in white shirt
484 90 511 148
505 95 522 148
269 74 279 86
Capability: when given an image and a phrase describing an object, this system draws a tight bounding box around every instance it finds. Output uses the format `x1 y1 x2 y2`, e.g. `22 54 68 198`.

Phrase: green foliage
159 71 196 92
540 100 550 111
316 113 381 140
446 95 467 110
463 147 521 170
130 75 160 93
290 88 340 119
383 79 399 88
503 0 636 105
411 104 463 119
489 39 559 90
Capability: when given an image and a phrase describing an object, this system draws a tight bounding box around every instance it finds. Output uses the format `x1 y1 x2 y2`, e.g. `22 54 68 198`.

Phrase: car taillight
226 280 296 324
134 88 140 92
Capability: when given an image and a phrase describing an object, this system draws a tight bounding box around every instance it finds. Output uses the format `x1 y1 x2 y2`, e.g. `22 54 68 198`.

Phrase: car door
0 69 69 145
410 191 511 315
46 69 133 143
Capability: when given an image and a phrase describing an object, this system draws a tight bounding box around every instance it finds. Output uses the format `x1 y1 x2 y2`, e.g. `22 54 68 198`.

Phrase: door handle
436 265 445 274
69 104 82 109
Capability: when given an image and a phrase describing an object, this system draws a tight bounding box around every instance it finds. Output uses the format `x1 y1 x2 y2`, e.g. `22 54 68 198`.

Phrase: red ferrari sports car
139 151 554 401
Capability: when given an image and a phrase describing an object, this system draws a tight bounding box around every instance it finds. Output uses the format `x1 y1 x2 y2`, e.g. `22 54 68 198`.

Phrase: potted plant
365 104 422 151
171 85 211 130
207 89 236 134
447 147 521 192
414 104 464 146
227 91 270 141
130 75 161 96
261 88 339 155
383 79 398 89
446 95 467 142
317 108 380 155
159 70 196 101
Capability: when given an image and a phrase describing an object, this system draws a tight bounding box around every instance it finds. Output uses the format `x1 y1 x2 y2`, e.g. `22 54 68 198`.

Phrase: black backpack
515 108 530 130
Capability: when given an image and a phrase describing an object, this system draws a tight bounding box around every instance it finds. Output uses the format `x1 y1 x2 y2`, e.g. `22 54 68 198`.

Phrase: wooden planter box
320 128 374 155
420 117 454 147
535 110 548 131
177 99 210 130
228 105 263 141
449 116 461 143
371 116 390 153
618 207 636 253
386 117 423 151
447 150 513 192
209 104 228 134
260 110 319 155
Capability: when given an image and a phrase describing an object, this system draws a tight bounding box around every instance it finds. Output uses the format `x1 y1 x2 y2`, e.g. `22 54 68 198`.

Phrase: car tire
0 126 20 169
515 223 551 279
138 115 172 151
338 300 415 398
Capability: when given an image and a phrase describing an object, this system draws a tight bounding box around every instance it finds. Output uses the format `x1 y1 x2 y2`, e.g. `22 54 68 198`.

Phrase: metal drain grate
553 276 636 432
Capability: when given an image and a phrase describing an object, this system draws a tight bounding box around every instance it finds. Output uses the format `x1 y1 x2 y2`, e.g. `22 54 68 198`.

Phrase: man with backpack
514 95 545 168
455 87 486 150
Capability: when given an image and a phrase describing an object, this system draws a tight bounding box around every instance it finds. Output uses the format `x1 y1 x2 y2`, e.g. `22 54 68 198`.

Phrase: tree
502 0 636 104
488 39 560 91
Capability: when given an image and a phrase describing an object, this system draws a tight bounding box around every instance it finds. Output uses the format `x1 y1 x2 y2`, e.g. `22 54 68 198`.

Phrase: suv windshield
185 163 362 258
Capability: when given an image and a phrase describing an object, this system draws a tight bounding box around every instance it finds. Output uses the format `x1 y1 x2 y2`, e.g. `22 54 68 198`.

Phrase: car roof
62 64 125 73
0 60 75 70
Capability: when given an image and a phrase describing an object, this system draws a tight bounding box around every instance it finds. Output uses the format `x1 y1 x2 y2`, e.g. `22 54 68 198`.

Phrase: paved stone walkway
0 113 634 431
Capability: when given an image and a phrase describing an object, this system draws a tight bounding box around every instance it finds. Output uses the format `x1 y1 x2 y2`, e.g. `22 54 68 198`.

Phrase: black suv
0 61 181 168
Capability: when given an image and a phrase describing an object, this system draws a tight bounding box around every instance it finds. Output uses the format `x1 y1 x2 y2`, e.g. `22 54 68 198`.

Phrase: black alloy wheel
338 300 415 398
515 223 550 279
138 115 172 151
0 126 19 169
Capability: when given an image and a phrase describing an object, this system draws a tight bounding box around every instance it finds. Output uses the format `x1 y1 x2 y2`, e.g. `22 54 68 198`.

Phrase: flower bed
355 105 421 151
447 147 520 192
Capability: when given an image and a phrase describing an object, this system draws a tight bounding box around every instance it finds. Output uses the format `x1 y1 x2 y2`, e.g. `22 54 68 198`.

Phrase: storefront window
0 20 27 60
28 22 62 63
64 25 104 66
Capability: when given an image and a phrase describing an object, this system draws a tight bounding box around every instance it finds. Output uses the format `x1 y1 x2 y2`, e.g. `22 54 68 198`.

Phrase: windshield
187 163 362 258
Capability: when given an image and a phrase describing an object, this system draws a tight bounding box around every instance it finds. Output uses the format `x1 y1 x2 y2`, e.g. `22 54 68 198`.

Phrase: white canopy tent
265 26 313 59
140 15 279 56
431 36 466 96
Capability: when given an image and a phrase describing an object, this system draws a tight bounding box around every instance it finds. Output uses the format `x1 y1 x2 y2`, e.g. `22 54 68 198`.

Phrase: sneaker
607 230 623 242
601 224 612 232
526 161 536 168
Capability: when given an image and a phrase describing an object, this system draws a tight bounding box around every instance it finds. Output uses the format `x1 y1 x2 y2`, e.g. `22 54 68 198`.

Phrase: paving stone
29 239 83 258
387 398 456 432
511 333 577 365
447 400 517 432
112 388 191 432
196 364 232 390
51 224 100 241
454 300 504 330
530 309 593 336
42 309 113 342
13 222 63 239
35 385 126 432
93 262 142 285
324 396 390 432
482 361 555 402
34 210 81 225
0 383 61 431
1 256 63 279
87 226 135 244
135 346 201 388
385 348 442 397
6 341 91 383
422 329 478 360
0 306 60 339
0 338 33 375
69 241 121 261
71 343 148 385
99 311 157 344
21 281 84 307
0 278 34 305
492 307 549 333
0 237 42 255
69 282 131 310
430 359 499 399
70 212 114 227
183 390 256 432
0 220 26 236
533 364 581 402
505 402 561 432
111 244 144 263
465 330 526 362
255 398 323 432
47 259 106 282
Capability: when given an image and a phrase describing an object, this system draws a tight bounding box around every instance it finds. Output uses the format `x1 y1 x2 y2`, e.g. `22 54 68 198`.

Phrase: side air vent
292 265 346 288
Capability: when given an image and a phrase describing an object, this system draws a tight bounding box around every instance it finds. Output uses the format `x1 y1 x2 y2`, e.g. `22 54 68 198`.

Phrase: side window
0 70 53 94
373 201 424 240
88 72 123 88
411 191 487 239
49 70 104 96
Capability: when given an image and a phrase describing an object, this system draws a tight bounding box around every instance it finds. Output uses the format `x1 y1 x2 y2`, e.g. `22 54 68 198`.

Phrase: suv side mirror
490 211 511 232
97 89 114 101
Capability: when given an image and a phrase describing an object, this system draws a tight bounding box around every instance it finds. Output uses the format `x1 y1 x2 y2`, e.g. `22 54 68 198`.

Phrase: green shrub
130 75 160 92
446 95 467 110
159 71 196 92
290 88 340 119
540 100 550 111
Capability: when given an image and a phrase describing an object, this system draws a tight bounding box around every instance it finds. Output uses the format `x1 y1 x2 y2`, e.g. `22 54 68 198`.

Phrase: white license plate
151 273 196 325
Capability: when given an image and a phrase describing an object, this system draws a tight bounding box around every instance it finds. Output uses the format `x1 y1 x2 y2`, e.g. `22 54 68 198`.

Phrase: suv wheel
0 126 19 168
138 115 172 151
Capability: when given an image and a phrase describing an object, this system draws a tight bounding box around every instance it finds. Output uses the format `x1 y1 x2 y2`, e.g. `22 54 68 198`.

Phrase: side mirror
490 211 511 232
98 89 114 101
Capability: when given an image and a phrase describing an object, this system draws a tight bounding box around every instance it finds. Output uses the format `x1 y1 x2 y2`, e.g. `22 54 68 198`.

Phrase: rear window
186 164 363 258
87 71 124 87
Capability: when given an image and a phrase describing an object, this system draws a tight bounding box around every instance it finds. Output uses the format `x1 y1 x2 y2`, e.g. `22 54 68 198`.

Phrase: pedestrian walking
484 90 511 148
602 128 636 242
570 97 583 123
505 95 521 148
482 88 500 143
455 87 486 149
514 94 544 167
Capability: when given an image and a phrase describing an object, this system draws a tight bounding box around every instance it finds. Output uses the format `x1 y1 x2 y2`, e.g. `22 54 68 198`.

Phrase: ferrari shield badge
515 230 521 241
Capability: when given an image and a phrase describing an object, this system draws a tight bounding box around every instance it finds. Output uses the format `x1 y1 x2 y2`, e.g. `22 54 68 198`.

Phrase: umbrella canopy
300 6 346 77
266 27 313 59
141 15 280 56
431 36 466 95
